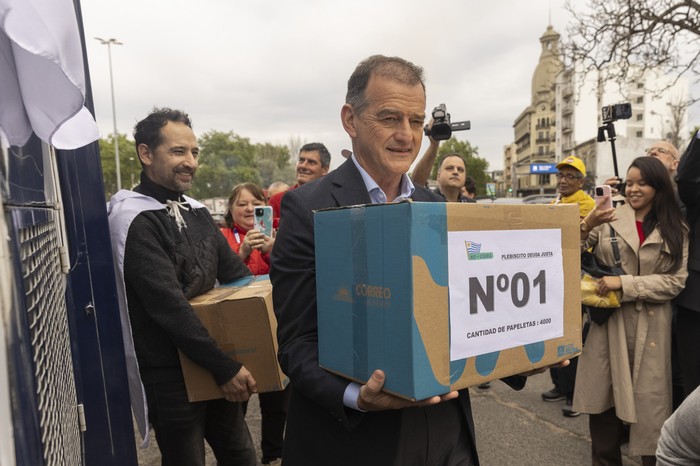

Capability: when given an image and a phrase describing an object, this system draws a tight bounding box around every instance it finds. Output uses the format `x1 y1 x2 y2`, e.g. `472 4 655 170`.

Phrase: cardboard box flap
189 275 271 305
314 199 413 213
445 203 579 232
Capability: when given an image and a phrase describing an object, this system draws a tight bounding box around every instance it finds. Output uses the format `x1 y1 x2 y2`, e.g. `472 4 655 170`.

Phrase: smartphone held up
254 206 273 237
594 185 613 210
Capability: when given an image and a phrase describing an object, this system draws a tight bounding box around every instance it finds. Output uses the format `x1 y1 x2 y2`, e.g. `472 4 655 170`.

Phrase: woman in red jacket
221 183 274 275
221 182 286 465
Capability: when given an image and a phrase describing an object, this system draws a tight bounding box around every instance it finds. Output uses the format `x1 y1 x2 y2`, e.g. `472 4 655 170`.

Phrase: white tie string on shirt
165 199 190 232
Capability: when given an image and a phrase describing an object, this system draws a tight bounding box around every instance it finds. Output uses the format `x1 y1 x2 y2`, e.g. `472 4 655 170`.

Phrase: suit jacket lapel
410 186 436 202
330 158 372 207
328 157 437 206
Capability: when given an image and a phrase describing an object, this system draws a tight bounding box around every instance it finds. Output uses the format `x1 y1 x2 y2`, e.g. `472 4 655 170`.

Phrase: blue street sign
530 163 557 174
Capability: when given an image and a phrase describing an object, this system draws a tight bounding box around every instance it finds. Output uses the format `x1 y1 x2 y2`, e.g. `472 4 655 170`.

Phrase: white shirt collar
350 153 415 204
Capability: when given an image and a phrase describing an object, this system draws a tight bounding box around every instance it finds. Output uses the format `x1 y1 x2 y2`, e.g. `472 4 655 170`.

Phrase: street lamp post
95 37 123 191
129 157 135 188
512 160 529 198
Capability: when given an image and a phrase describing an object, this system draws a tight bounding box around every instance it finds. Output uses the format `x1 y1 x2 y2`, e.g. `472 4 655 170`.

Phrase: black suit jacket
270 158 482 465
675 131 700 310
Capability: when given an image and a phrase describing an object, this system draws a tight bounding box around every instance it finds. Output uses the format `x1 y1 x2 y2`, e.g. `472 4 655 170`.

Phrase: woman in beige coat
575 157 689 466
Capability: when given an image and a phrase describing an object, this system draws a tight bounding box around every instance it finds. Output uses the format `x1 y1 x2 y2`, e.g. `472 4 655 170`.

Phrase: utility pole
95 37 123 190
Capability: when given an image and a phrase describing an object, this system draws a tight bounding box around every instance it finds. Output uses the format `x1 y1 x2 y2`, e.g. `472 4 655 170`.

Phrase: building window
636 114 643 121
538 146 544 155
636 96 644 104
637 82 644 89
636 130 643 138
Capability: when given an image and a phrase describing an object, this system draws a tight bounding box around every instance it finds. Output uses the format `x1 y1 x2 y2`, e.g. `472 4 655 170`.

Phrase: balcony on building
561 82 573 98
561 101 573 115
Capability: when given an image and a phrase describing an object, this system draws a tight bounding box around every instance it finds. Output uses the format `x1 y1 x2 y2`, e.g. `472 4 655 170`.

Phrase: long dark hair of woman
628 156 687 272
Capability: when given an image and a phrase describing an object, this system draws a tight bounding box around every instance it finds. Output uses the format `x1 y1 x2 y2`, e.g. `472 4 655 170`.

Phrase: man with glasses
551 155 595 218
646 141 680 175
542 155 594 417
605 140 680 191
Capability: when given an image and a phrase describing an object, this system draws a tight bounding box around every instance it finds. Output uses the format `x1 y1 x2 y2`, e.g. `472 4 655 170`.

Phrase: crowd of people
106 54 700 466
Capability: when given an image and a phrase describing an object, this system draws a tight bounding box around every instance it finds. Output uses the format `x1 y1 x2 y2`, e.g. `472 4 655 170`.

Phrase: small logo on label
333 287 353 303
465 241 494 261
556 344 580 357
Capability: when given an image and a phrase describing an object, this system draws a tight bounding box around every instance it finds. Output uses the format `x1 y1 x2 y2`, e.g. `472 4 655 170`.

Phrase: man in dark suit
675 131 700 399
270 55 528 466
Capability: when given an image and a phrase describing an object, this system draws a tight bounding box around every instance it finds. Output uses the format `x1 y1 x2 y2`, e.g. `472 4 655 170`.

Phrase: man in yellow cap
551 155 595 219
542 155 594 417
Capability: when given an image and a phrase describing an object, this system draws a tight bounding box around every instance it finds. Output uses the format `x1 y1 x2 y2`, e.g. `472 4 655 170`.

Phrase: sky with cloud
80 0 698 172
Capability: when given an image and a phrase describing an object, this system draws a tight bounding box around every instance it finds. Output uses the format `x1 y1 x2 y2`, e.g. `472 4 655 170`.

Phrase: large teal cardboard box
314 201 581 400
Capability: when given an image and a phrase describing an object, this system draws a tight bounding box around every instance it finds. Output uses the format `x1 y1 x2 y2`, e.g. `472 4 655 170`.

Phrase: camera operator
411 104 470 189
462 176 477 201
411 118 441 188
433 154 474 203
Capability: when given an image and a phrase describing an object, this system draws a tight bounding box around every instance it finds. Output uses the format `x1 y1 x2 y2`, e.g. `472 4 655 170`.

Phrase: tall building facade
509 25 689 194
511 26 562 197
503 143 517 196
555 65 688 184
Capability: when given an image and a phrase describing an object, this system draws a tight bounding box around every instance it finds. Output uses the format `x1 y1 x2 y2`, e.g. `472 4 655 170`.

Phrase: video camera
598 102 632 179
601 103 632 124
424 104 471 141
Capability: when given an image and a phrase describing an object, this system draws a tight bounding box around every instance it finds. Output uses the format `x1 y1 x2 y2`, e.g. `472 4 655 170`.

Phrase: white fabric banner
0 0 99 149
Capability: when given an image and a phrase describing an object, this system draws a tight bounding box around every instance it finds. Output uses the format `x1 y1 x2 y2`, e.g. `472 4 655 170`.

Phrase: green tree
256 142 296 186
429 139 491 197
99 133 139 199
99 130 294 200
190 130 293 199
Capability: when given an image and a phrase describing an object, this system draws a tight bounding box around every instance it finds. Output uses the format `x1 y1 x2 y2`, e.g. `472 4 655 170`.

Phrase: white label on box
447 229 564 360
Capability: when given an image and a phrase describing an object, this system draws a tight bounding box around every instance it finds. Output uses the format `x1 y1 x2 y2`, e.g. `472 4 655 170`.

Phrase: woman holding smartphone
575 157 689 466
221 182 286 466
221 183 275 275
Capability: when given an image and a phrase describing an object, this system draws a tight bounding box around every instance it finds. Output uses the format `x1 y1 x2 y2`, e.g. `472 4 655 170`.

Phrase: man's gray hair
346 55 425 116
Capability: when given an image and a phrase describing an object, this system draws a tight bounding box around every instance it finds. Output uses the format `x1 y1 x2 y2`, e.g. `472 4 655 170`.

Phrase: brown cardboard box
179 276 288 402
315 202 581 400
